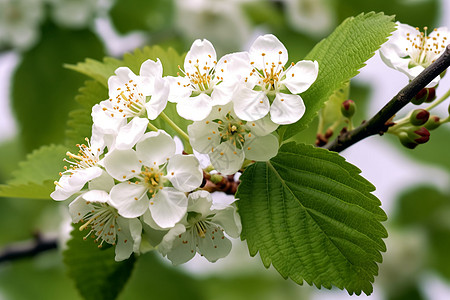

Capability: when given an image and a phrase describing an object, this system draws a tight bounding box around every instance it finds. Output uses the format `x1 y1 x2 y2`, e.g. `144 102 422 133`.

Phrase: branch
0 234 58 264
324 44 450 153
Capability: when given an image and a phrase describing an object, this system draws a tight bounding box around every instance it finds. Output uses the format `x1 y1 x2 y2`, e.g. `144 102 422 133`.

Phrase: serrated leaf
0 144 67 199
63 225 135 300
65 57 122 88
283 12 395 140
236 142 387 295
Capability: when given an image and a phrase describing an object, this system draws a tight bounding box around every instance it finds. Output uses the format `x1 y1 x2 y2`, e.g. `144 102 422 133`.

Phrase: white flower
167 39 244 121
68 180 142 261
158 190 241 265
232 34 319 125
47 0 99 28
380 22 449 87
51 137 104 201
92 59 169 137
103 130 203 229
0 0 44 50
188 104 279 175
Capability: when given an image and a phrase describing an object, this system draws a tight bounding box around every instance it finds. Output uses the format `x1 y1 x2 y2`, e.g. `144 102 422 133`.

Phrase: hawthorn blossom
380 22 449 87
68 178 142 261
166 39 245 121
158 190 241 265
231 34 319 125
51 137 104 201
188 104 279 175
103 130 203 229
92 59 169 137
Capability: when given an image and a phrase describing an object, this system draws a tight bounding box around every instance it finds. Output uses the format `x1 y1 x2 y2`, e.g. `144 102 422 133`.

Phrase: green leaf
63 225 135 300
65 57 121 87
12 22 104 152
283 12 395 140
236 142 387 295
0 144 67 199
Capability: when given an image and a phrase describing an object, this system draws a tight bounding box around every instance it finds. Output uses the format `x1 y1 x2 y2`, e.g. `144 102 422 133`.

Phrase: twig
0 233 58 264
324 44 450 153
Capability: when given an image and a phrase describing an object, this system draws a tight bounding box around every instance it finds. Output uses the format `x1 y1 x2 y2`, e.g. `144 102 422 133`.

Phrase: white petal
115 216 142 261
108 67 136 98
166 76 192 103
244 133 279 161
91 104 126 135
103 149 141 181
270 93 306 125
114 117 148 150
149 187 188 229
187 190 213 217
209 140 244 175
51 175 81 201
109 182 149 218
184 39 217 75
212 205 242 238
165 227 196 265
197 224 232 262
176 94 213 121
158 223 187 255
68 195 92 223
232 87 270 121
216 51 251 83
136 130 176 166
82 190 110 203
139 58 164 95
246 114 279 136
249 34 288 70
210 83 234 106
283 60 319 94
88 171 115 192
145 77 169 120
187 120 220 154
166 154 203 192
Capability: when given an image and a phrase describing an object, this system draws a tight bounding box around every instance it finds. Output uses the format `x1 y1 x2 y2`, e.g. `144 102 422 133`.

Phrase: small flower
232 34 319 124
69 187 142 261
92 59 169 138
380 22 449 87
188 104 279 175
103 130 203 228
166 39 243 121
158 190 241 265
51 137 104 201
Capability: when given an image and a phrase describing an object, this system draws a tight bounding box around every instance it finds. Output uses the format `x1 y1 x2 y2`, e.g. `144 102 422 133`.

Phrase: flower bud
398 132 418 149
424 87 436 103
424 115 441 131
341 99 356 118
411 88 428 105
409 109 429 126
412 127 430 144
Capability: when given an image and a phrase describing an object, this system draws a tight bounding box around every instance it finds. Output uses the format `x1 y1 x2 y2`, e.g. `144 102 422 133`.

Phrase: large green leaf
236 142 387 295
63 225 136 300
283 12 395 140
11 22 104 152
0 144 67 199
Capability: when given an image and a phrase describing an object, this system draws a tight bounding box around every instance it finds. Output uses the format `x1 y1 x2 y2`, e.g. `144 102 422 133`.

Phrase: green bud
409 109 429 126
341 99 356 118
398 132 417 149
424 115 441 131
424 87 436 103
412 127 430 144
210 174 223 184
411 88 428 105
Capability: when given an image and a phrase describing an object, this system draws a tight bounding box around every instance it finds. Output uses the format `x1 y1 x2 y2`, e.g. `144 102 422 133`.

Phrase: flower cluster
52 34 318 263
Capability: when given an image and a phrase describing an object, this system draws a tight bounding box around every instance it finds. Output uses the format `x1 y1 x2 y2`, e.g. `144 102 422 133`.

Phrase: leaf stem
324 44 450 153
147 122 159 132
426 87 450 111
159 112 193 153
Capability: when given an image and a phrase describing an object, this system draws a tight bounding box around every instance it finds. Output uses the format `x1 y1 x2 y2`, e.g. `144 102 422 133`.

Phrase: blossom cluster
51 34 318 263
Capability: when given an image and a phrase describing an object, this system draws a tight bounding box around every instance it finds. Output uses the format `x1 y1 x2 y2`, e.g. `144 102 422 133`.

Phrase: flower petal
103 149 141 181
184 39 217 75
187 190 213 217
91 104 126 135
176 93 213 121
166 155 203 192
145 77 169 120
114 117 148 150
244 133 279 161
209 140 244 175
197 224 232 262
187 120 220 154
115 216 142 261
149 187 188 229
232 87 270 121
165 226 197 265
249 34 288 70
283 60 319 94
246 114 279 136
109 182 149 218
139 58 163 95
270 92 306 125
136 130 176 166
166 76 192 103
68 195 92 223
212 205 242 238
82 190 110 203
88 170 115 192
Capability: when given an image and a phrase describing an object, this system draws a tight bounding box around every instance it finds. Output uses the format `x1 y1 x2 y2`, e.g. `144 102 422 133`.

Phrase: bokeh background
1 0 450 299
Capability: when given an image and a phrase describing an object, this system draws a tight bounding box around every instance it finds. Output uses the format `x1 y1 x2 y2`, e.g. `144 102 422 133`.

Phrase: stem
0 234 58 264
324 44 450 153
147 122 159 131
159 112 193 153
426 87 450 111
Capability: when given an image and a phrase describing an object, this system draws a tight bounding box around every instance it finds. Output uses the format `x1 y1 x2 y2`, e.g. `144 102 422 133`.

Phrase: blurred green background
0 0 449 299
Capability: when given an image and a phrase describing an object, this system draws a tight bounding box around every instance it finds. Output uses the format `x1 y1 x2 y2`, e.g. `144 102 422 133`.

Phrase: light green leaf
236 142 387 295
283 12 395 140
65 57 121 87
63 225 135 300
0 144 67 199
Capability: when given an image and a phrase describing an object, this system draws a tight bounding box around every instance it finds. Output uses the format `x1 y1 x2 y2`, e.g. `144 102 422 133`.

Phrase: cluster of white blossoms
380 21 449 87
52 34 318 263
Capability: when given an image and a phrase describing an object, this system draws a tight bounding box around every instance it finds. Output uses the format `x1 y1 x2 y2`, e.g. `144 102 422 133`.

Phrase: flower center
187 212 210 238
405 27 448 67
141 166 165 196
212 111 250 150
177 56 218 95
79 202 119 248
62 138 101 175
103 79 146 118
248 51 287 93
